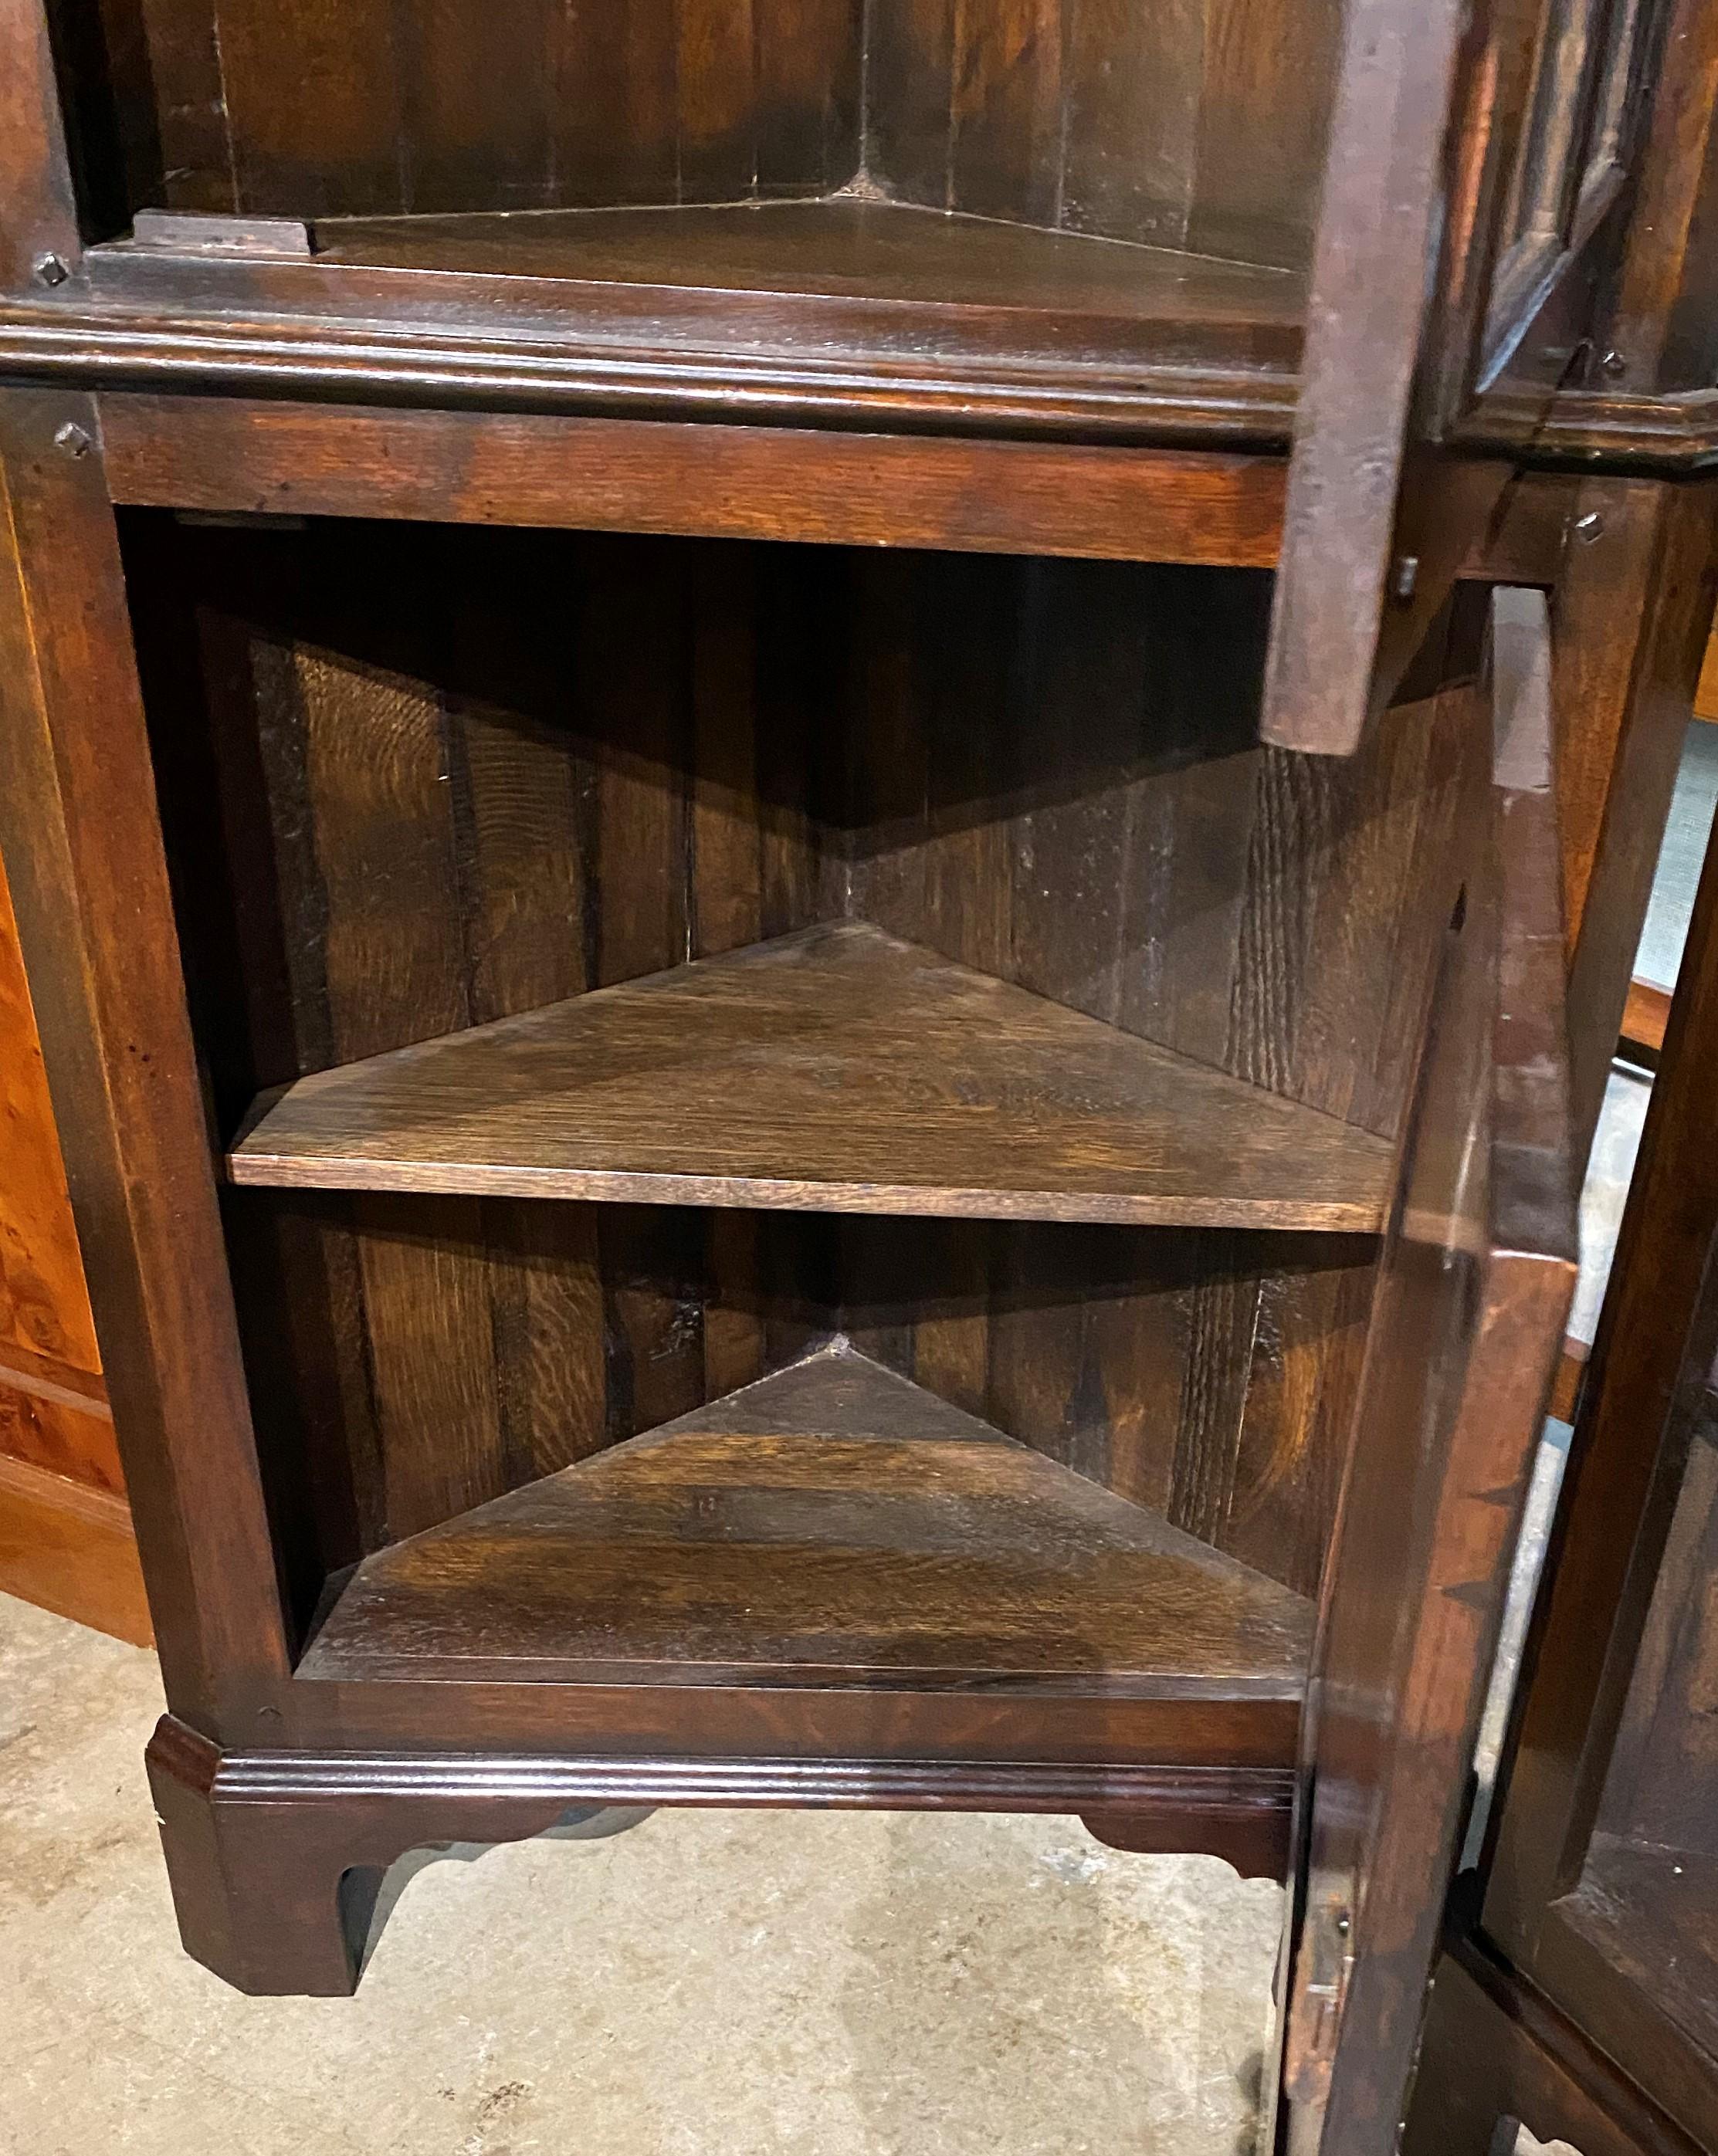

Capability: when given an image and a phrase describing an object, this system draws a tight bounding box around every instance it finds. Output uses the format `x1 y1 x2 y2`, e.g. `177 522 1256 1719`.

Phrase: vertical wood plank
1221 1243 1375 1596
690 546 765 956
601 1209 707 1437
351 1193 507 1534
678 0 757 199
864 0 955 204
908 1221 993 1419
549 0 679 204
212 0 408 214
947 0 1065 225
137 0 236 210
754 0 864 194
402 0 554 210
442 533 604 1488
756 548 829 939
0 390 289 1714
487 1199 607 1484
1169 1243 1262 1546
290 580 508 1531
703 1209 768 1397
1188 0 1342 269
843 553 930 938
1059 0 1202 245
585 541 692 986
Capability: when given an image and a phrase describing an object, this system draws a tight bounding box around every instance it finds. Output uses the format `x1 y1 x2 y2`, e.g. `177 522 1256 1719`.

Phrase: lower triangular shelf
300 1346 1313 1709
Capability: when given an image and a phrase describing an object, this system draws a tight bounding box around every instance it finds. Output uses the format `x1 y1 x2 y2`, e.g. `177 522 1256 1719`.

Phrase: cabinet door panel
1277 587 1577 2153
1263 0 1653 756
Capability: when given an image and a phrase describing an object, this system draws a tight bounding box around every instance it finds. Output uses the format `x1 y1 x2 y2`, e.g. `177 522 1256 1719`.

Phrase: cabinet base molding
0 1453 149 1645
145 1717 1293 1995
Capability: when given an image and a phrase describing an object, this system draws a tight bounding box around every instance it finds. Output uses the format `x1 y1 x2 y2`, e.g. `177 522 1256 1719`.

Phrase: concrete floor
1 1592 1284 2156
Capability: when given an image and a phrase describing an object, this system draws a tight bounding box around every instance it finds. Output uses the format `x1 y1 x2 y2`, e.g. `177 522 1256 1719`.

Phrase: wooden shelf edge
100 394 1288 567
229 923 1393 1233
226 1150 1389 1232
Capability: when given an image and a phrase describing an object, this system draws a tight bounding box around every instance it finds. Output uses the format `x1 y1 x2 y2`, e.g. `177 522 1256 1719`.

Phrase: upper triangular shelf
231 922 1392 1230
298 1345 1315 1701
310 198 1304 362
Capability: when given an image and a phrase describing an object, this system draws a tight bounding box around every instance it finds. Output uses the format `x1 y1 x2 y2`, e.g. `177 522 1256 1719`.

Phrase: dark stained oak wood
98 396 1289 567
1545 1836 1718 2135
1470 664 1718 2156
312 198 1304 338
1405 1936 1706 2156
1560 479 1718 1152
0 389 288 1718
299 1343 1316 1695
231 921 1394 1230
120 0 1336 262
145 1714 1295 1994
127 519 1432 1623
1281 587 1577 2151
0 0 80 295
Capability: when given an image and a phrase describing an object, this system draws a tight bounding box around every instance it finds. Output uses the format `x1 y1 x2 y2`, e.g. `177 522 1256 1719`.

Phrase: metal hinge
1283 1892 1355 2105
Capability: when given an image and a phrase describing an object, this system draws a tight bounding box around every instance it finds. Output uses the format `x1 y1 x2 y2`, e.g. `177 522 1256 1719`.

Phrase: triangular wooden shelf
299 1346 1314 1703
311 198 1305 374
232 922 1391 1229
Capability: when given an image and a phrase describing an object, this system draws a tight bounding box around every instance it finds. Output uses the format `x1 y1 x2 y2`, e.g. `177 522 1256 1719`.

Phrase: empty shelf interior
299 1345 1316 1700
311 199 1301 332
230 922 1394 1230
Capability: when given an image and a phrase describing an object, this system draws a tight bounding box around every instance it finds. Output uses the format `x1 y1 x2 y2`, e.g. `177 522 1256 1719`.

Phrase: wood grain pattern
127 519 1469 1610
0 0 80 293
145 1714 1296 1993
1562 480 1718 1152
232 922 1394 1230
0 1450 151 1647
1484 659 1718 2046
1283 588 1577 2153
0 844 102 1391
1405 1936 1706 2156
126 0 1334 255
99 396 1290 569
300 1342 1315 1694
0 1379 122 1494
0 389 289 1719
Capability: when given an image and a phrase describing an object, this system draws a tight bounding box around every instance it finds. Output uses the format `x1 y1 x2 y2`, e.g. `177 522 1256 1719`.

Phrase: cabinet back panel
124 516 1465 1630
97 0 1337 262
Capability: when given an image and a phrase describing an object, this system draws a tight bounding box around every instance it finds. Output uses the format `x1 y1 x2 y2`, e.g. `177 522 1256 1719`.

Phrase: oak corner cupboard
2 0 1715 2143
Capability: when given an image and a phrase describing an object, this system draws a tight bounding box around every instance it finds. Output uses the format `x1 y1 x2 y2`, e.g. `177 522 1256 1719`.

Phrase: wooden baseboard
0 1452 151 1645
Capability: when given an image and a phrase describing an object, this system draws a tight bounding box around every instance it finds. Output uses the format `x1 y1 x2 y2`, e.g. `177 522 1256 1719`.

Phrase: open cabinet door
1263 0 1658 756
1276 587 1579 2154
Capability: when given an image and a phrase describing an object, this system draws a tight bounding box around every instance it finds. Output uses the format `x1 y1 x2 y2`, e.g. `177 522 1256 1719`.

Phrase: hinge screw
53 421 92 459
1334 1912 1351 1938
32 251 69 288
1574 509 1604 545
1601 348 1628 379
1390 556 1420 603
